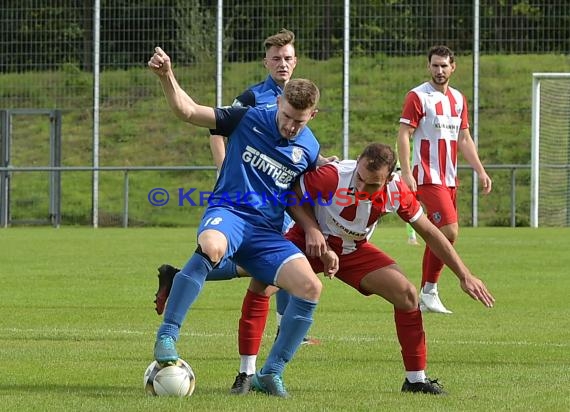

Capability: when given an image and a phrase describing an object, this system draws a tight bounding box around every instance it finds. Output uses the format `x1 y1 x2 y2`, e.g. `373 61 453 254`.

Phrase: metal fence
1 1 569 227
0 164 531 228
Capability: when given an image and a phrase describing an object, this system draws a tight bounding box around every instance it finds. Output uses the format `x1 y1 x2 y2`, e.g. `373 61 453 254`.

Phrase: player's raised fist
148 47 171 76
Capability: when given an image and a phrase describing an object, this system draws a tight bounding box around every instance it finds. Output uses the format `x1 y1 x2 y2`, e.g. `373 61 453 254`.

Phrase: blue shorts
198 207 304 285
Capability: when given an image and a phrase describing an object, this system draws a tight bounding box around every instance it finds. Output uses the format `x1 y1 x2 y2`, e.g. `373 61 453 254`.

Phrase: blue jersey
235 76 289 232
209 106 320 232
233 75 282 109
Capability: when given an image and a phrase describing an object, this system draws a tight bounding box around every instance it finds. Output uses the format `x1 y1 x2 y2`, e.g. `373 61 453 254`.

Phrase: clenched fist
148 47 171 76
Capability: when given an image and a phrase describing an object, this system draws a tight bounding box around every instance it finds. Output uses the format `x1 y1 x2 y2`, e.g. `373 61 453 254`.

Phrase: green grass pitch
1 227 569 411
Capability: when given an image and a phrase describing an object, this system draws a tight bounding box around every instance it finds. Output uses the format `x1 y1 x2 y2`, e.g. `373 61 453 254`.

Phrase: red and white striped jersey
292 160 423 255
400 81 469 187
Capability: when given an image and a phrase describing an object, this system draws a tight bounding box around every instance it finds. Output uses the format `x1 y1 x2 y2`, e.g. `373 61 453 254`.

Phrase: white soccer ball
143 359 196 397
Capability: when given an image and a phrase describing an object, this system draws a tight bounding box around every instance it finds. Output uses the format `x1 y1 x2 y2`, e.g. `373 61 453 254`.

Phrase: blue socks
261 295 317 376
157 252 214 340
206 260 238 281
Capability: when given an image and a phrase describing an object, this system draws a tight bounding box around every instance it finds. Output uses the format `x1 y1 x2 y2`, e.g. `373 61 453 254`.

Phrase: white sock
276 312 283 327
406 370 426 383
239 355 257 375
422 282 437 294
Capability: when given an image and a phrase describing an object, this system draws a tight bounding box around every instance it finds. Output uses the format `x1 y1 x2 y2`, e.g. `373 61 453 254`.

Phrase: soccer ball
143 359 196 397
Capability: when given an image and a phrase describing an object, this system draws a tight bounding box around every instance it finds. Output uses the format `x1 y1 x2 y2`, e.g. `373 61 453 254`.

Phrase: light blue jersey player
149 44 328 398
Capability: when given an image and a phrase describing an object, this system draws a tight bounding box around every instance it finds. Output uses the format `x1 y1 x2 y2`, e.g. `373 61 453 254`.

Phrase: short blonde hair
283 79 320 110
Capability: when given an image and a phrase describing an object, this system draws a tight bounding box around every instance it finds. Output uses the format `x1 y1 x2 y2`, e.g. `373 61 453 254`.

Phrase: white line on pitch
2 327 567 348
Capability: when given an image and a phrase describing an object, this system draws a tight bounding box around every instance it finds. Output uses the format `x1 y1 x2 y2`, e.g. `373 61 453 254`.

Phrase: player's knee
197 230 227 262
441 223 459 243
300 275 322 300
247 282 278 297
447 231 458 243
289 275 323 301
195 244 224 265
395 283 418 310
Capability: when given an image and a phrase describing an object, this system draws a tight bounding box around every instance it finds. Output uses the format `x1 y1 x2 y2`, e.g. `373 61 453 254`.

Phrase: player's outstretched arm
397 124 417 192
412 214 495 308
148 47 216 129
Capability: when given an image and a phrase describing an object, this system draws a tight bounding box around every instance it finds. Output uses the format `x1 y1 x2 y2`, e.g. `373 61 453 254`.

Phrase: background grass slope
2 53 570 226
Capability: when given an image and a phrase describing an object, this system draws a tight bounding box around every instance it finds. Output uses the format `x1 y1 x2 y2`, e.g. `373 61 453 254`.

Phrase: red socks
238 289 270 355
421 240 454 286
394 308 426 371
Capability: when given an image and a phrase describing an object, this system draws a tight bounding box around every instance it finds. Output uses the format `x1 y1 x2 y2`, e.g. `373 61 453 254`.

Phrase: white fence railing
1 164 535 228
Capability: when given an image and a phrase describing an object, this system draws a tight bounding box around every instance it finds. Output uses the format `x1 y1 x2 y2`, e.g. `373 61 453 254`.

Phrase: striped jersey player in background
397 45 493 314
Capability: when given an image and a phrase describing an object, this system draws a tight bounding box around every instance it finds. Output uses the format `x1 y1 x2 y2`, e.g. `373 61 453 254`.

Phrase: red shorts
416 184 457 228
285 231 395 296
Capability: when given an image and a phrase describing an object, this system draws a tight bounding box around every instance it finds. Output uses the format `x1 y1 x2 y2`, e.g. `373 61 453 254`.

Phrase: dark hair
264 29 295 50
358 143 397 175
283 79 320 110
428 45 455 64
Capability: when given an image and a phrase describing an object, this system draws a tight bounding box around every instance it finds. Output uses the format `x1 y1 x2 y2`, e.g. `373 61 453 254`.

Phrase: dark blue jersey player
207 103 319 230
154 30 324 397
209 28 298 172
148 46 335 398
232 74 283 108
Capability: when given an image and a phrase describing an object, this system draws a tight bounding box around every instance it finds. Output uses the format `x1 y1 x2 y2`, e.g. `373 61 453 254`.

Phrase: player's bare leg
360 264 446 395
